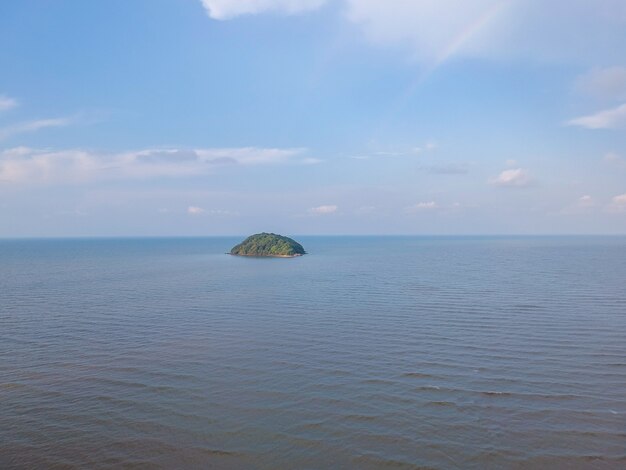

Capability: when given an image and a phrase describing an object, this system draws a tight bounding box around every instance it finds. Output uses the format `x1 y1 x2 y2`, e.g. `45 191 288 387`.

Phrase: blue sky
1 0 626 236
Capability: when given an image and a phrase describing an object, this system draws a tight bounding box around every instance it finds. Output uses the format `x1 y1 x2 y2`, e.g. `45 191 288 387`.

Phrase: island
230 233 306 257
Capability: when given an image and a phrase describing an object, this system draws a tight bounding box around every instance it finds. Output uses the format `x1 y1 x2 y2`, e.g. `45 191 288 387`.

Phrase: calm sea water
1 236 625 469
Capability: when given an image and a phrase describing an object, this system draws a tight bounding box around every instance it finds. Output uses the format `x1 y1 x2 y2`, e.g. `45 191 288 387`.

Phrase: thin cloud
350 143 434 161
423 163 469 175
194 147 306 166
200 1 626 65
200 0 328 20
560 195 596 215
406 201 439 212
187 206 205 215
604 152 626 169
308 204 338 215
375 151 404 157
0 95 18 113
567 103 626 129
355 205 376 215
575 66 626 101
300 157 323 165
0 146 306 184
490 168 532 187
607 193 626 212
0 117 71 141
351 0 626 64
206 208 239 216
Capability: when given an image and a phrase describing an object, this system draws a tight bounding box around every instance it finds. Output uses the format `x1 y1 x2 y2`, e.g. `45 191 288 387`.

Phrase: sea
1 236 625 469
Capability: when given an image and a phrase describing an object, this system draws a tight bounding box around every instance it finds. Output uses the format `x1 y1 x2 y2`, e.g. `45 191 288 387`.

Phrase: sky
1 0 626 236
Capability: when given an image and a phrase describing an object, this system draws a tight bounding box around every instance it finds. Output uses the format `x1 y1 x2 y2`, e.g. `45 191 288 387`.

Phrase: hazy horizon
3 233 626 240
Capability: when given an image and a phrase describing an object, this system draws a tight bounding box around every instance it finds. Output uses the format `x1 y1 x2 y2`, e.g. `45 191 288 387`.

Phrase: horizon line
2 233 626 240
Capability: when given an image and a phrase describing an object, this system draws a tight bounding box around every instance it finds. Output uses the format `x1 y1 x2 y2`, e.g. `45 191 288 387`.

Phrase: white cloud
0 95 18 113
575 66 626 101
490 168 532 187
607 193 626 212
0 146 305 184
0 118 70 141
407 201 438 212
187 206 205 215
567 103 626 129
201 1 626 65
308 204 338 214
200 0 327 19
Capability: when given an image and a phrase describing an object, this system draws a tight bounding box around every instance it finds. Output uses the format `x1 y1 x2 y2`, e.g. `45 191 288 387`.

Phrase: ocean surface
1 236 625 469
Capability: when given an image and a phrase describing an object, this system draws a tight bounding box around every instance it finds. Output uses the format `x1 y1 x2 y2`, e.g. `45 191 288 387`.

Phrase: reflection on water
1 237 625 469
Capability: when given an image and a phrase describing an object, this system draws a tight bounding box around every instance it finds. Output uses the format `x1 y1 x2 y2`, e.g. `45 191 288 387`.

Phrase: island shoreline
229 233 306 257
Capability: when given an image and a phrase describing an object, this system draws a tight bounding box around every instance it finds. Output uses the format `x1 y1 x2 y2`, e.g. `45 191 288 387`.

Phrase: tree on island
230 233 306 257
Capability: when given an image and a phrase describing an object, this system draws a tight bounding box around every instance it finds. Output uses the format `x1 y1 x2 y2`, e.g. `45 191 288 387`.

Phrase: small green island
230 233 306 258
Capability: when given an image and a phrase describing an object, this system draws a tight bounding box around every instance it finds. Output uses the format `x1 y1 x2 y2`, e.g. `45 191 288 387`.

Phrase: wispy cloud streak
567 103 626 129
0 146 307 184
0 118 71 141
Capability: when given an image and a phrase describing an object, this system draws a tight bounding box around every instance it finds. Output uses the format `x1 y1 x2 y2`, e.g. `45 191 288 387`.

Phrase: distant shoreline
228 253 304 258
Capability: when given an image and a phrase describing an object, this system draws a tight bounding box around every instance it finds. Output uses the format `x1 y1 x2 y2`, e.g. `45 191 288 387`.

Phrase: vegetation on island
230 233 306 257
